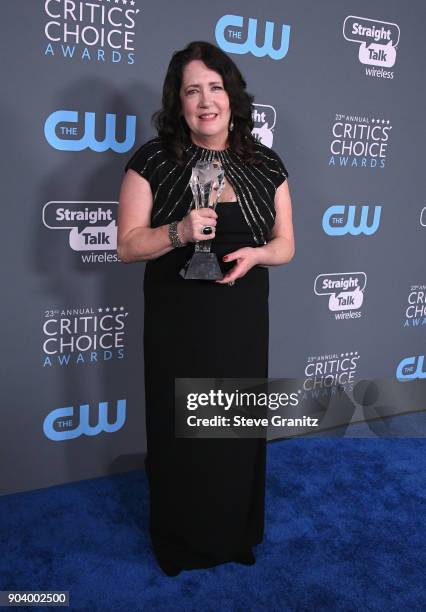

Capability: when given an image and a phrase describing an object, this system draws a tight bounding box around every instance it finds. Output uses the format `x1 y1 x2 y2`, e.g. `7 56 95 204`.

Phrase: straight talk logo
343 15 400 79
42 201 120 263
314 273 367 319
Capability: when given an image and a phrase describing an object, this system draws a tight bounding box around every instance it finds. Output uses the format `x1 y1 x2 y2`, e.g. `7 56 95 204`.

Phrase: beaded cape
125 137 289 245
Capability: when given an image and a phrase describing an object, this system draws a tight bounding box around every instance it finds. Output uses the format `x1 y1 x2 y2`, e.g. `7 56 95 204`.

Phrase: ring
202 225 213 235
228 281 235 286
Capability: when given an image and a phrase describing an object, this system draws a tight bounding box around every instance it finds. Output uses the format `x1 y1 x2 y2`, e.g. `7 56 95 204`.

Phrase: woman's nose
199 88 211 106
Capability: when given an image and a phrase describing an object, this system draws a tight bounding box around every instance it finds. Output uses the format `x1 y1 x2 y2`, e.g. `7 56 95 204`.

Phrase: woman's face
179 59 232 147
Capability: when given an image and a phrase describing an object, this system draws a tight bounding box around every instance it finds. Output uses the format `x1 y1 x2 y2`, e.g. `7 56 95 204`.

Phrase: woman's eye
187 89 198 95
212 85 223 90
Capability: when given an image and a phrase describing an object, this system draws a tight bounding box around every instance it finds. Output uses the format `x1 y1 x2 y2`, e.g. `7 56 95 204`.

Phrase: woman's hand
215 247 260 284
178 208 218 244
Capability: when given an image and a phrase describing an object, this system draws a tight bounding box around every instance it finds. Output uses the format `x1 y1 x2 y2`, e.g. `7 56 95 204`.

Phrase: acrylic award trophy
179 160 225 280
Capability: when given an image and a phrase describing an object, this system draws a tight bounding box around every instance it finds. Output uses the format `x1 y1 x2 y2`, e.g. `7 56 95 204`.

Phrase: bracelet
168 220 185 248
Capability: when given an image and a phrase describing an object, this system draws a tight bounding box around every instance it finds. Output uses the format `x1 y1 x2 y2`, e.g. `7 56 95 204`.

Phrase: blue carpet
1 438 425 611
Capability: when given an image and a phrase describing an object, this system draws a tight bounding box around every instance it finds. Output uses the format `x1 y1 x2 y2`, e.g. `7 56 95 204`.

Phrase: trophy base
179 252 224 280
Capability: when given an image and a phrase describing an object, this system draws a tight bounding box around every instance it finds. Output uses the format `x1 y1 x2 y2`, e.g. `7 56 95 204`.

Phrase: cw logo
322 205 382 236
43 399 126 441
215 14 291 60
44 110 136 153
396 356 426 381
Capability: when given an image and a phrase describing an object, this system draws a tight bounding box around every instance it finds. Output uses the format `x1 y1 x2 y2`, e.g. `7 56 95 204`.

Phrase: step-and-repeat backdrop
2 1 425 495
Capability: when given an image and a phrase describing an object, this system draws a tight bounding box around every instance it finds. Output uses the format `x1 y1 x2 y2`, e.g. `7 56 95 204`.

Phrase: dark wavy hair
152 41 257 163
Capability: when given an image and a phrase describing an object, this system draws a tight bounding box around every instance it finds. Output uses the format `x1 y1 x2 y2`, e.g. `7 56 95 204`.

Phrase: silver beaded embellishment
168 220 184 248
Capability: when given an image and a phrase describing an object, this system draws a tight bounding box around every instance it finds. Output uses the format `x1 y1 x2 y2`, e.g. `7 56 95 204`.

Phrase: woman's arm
117 170 175 262
117 169 218 263
253 179 295 265
215 180 295 283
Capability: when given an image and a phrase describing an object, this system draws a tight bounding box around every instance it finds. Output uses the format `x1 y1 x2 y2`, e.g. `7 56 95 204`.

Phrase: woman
118 41 295 576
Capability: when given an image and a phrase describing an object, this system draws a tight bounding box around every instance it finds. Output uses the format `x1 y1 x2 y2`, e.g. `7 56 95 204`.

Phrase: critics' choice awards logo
343 16 400 79
44 110 136 153
396 355 426 381
420 207 426 228
403 285 426 328
303 352 360 396
43 399 126 441
42 306 128 367
43 201 119 264
314 273 366 320
322 205 382 236
215 14 290 60
329 114 392 170
252 104 276 147
44 0 140 64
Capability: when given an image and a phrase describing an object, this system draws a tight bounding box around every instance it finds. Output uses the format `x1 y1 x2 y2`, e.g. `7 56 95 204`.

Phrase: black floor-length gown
125 138 288 571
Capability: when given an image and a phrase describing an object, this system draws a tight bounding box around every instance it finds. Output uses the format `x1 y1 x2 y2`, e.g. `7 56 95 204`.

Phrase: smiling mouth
199 113 218 120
